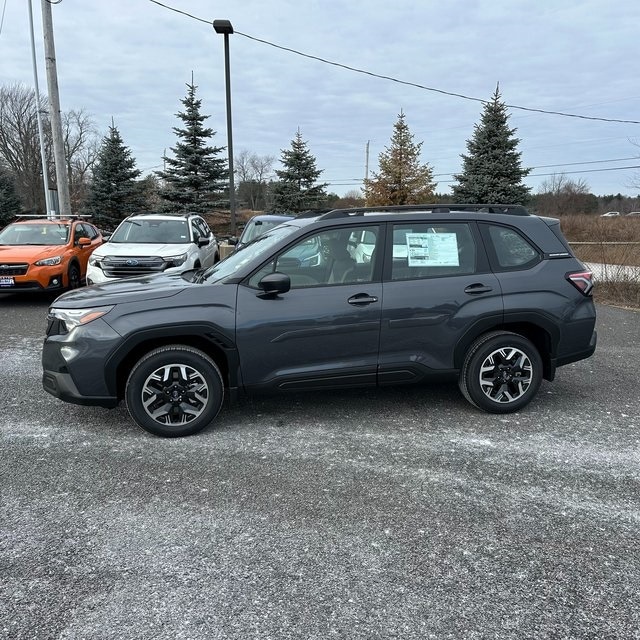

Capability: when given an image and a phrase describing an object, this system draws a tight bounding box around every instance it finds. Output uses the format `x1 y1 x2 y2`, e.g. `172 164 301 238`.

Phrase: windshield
110 219 189 244
0 223 70 246
198 225 298 284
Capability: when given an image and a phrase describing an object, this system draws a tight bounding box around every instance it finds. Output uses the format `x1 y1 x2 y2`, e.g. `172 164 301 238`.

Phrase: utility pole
27 0 53 218
41 0 71 217
364 140 370 183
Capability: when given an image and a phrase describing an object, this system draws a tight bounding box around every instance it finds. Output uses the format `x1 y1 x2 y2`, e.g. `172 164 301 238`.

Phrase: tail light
566 271 593 296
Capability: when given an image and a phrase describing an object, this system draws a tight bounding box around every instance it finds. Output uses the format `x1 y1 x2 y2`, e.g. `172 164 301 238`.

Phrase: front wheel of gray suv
125 345 224 437
459 331 543 413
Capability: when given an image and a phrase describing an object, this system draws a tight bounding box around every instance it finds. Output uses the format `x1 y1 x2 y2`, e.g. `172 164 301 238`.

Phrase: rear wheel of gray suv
125 345 224 437
459 331 542 413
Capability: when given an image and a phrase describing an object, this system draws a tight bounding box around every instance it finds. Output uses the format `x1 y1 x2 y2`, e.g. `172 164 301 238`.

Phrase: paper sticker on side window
406 233 459 267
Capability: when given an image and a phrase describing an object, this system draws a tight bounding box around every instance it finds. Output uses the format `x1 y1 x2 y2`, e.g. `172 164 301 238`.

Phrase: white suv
86 213 219 285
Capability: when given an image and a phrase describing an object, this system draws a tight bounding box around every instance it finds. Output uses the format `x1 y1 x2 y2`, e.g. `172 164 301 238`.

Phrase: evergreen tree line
2 81 637 229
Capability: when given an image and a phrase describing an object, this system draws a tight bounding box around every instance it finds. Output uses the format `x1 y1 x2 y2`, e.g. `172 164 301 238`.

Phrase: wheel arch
105 325 239 401
454 315 558 381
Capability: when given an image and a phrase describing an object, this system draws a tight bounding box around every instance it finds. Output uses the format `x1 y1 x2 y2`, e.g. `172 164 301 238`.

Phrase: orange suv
0 216 103 293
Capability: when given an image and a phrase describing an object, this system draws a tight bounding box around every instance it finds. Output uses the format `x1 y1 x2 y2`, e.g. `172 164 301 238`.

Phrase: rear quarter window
485 224 540 270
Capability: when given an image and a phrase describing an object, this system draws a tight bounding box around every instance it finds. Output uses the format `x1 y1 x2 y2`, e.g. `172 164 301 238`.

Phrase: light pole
213 19 236 235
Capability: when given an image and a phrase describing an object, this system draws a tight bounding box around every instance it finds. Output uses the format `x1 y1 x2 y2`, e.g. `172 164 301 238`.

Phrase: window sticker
406 233 460 267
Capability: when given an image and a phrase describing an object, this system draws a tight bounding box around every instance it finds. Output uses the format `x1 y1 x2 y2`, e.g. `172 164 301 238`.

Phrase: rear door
378 221 503 383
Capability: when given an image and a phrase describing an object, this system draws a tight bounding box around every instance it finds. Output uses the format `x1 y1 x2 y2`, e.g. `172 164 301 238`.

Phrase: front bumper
42 369 119 408
0 274 66 293
42 317 122 406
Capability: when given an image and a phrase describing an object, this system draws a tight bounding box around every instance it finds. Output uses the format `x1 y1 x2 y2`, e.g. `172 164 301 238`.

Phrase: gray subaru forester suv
42 205 597 437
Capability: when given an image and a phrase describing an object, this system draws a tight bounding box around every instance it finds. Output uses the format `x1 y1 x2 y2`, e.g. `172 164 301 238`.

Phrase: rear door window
388 223 477 281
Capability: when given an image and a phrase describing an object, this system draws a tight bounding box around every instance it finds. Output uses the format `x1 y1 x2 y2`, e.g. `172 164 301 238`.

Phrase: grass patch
561 215 640 308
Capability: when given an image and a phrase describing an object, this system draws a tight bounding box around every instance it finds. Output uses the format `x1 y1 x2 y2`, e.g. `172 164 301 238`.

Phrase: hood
51 271 195 308
0 244 66 262
93 242 190 258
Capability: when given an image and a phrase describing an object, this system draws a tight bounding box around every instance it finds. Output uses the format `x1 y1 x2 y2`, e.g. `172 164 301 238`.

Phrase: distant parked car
86 213 219 285
0 215 103 292
600 211 620 217
626 212 640 217
230 214 294 250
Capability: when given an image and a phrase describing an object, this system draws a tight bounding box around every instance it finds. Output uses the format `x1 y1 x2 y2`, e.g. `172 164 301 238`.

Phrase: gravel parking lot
1 294 639 639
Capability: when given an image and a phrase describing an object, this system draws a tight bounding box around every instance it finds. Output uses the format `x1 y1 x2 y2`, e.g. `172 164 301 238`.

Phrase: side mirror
257 272 290 298
227 236 238 245
197 237 211 247
78 237 91 247
101 234 111 242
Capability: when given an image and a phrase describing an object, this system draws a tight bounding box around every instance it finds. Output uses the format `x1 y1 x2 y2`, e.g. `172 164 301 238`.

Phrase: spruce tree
84 125 142 228
271 130 328 212
365 111 436 206
452 86 531 204
0 168 21 226
157 82 228 214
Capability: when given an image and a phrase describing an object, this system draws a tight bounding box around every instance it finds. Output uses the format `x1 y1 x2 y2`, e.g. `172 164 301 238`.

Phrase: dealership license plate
0 276 15 287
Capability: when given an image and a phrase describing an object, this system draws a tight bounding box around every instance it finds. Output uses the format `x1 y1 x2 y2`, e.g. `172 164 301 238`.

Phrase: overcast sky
1 0 639 198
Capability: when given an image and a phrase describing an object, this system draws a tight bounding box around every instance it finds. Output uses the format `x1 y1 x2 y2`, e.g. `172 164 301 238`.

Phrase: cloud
1 0 638 196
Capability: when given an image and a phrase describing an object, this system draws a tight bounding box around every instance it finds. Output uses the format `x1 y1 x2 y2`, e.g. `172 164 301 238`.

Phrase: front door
235 224 383 392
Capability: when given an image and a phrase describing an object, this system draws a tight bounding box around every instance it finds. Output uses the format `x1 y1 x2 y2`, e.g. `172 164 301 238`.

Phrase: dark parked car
231 214 294 250
42 204 596 437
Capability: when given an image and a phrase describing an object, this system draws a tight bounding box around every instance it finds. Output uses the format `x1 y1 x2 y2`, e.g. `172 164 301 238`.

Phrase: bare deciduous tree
0 83 99 214
235 149 274 210
0 83 47 212
62 110 99 212
535 173 597 216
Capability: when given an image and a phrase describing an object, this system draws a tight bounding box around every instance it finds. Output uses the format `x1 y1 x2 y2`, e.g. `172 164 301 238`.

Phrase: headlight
49 305 114 331
165 253 188 267
88 255 100 266
35 256 62 266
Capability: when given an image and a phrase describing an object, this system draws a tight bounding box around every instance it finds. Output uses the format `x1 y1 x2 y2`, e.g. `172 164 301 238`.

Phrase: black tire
67 263 81 289
459 331 542 414
125 345 224 437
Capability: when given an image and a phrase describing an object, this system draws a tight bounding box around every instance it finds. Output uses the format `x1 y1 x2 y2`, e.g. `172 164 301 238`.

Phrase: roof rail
15 214 93 220
319 204 530 219
126 211 191 217
295 208 334 219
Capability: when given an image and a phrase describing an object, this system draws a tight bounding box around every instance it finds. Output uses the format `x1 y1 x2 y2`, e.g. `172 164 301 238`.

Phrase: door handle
348 293 379 305
464 283 493 294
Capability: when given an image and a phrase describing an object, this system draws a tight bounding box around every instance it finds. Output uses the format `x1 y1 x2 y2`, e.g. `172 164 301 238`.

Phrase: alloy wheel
140 363 210 425
478 347 533 404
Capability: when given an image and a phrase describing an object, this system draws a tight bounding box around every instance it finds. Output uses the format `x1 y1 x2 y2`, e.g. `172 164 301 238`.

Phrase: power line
435 165 640 184
0 0 8 38
325 163 640 186
235 32 640 126
146 0 640 126
531 156 640 170
147 0 210 25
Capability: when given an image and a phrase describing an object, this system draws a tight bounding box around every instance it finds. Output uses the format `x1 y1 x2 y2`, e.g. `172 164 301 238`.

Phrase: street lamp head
213 19 234 35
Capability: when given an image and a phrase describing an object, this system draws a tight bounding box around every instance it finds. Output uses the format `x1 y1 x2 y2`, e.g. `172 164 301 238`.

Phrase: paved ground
1 294 639 639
